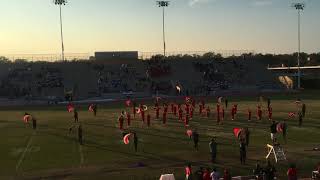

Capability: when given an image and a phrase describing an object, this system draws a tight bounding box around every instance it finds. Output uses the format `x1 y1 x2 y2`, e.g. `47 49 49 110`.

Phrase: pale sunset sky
0 0 319 55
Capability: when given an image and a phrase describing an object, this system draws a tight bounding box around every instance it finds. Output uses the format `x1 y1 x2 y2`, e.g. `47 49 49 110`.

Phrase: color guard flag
123 133 132 145
288 112 296 118
233 128 242 138
67 103 74 113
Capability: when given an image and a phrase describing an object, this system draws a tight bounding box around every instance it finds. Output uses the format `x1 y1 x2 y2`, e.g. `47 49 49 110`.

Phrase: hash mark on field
16 131 36 171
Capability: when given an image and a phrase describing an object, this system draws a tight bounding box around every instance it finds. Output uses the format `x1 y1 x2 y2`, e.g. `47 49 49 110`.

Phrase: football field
0 91 319 179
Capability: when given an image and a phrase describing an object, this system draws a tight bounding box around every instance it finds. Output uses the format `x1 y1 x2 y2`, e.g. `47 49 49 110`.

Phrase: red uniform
185 104 190 115
206 107 210 118
171 103 174 113
216 104 221 124
164 106 168 113
190 108 194 119
141 110 145 123
248 109 252 121
126 113 131 126
234 104 238 114
178 108 183 121
162 112 167 124
173 105 177 116
257 106 262 120
231 107 236 120
147 114 151 127
156 107 160 119
184 115 189 126
199 104 203 115
119 116 124 130
268 107 272 120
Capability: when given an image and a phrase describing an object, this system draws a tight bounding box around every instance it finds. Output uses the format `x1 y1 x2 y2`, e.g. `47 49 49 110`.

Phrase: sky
0 0 319 55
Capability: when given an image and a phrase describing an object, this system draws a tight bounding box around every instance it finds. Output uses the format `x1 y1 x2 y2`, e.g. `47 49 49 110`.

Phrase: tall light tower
157 1 169 57
54 0 67 61
293 2 304 89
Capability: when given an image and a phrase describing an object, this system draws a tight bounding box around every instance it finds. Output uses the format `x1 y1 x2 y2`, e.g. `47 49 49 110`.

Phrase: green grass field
0 91 319 180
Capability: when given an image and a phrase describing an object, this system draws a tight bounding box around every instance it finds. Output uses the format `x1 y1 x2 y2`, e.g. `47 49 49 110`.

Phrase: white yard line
16 131 36 171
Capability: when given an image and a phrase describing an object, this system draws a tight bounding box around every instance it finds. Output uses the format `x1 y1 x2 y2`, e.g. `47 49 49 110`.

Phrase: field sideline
0 91 319 179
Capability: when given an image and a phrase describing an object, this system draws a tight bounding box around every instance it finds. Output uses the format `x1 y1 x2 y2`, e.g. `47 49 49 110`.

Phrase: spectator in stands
209 138 217 163
222 169 231 180
287 163 298 180
210 167 220 180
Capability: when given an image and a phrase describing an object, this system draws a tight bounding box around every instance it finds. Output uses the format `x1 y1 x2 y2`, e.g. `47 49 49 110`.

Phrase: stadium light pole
293 3 304 89
157 1 169 58
54 0 67 61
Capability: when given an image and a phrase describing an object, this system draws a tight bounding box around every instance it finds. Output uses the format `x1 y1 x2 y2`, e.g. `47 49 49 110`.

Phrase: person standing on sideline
267 98 271 108
239 140 246 164
209 138 217 163
192 131 199 151
133 132 138 152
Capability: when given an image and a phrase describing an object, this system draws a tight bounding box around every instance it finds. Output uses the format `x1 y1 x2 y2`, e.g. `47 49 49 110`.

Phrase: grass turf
0 91 319 179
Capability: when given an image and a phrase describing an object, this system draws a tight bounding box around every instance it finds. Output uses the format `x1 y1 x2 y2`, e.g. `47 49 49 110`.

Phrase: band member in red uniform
185 104 190 115
231 106 236 120
257 106 262 120
235 104 238 114
126 111 131 127
206 106 210 118
192 99 196 108
173 104 177 116
190 107 194 119
199 103 203 115
247 109 252 121
119 112 124 130
162 112 167 125
268 106 272 120
184 114 189 126
164 104 168 114
216 104 221 124
179 108 183 121
171 103 174 113
147 114 151 127
155 106 160 119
